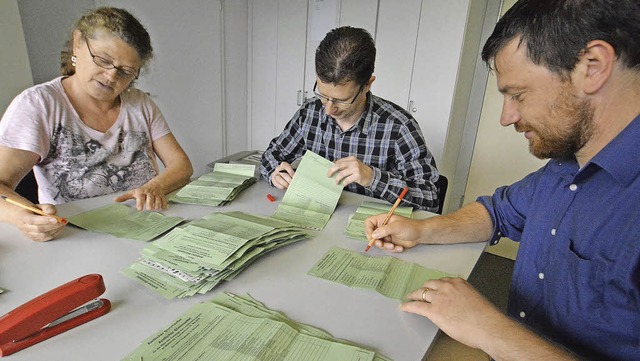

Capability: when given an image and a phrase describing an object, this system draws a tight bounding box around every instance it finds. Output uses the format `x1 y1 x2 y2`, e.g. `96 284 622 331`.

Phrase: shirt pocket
554 237 605 315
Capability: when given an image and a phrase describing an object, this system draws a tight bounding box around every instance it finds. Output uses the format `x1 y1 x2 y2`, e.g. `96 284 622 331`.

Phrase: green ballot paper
345 201 413 241
308 246 455 301
68 203 183 242
273 150 343 230
122 211 310 299
170 163 257 206
122 292 391 361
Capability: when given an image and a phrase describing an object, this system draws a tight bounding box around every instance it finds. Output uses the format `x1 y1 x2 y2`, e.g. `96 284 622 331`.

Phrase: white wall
464 0 548 259
16 0 91 84
0 0 34 114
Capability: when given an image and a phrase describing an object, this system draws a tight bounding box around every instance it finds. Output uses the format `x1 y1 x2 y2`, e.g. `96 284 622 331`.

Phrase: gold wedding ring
421 288 431 302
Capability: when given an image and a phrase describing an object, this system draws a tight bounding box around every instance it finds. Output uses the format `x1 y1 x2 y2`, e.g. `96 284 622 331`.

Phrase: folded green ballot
170 163 257 206
272 150 343 230
122 212 310 299
345 201 413 241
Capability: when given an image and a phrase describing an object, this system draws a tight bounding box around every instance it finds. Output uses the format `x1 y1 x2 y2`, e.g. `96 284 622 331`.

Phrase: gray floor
467 251 514 313
424 252 515 360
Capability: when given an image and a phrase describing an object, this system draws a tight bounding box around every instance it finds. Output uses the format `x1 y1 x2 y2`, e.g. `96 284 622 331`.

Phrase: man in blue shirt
365 0 640 359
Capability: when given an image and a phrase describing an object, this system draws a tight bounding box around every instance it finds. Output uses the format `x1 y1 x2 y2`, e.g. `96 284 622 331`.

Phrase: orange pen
0 195 68 224
365 187 408 252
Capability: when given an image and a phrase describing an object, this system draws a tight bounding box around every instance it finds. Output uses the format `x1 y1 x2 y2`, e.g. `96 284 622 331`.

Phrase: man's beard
516 89 595 160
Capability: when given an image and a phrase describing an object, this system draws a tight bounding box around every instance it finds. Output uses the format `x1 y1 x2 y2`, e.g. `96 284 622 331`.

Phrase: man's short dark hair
482 0 640 77
315 26 376 86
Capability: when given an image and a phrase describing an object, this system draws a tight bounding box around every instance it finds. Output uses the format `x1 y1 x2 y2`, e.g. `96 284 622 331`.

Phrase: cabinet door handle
409 100 418 113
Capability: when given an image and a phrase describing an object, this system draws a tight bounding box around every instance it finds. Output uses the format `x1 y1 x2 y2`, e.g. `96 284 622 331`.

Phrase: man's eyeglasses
313 81 364 106
85 39 139 80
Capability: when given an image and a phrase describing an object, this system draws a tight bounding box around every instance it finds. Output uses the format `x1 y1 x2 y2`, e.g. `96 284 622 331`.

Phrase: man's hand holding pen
271 162 295 189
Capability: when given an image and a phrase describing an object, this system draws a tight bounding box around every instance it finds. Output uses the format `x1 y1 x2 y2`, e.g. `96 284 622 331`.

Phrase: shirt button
538 272 545 280
519 311 526 318
569 184 578 191
551 229 556 236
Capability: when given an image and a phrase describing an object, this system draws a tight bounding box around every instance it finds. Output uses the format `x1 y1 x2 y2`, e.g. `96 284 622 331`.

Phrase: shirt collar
586 114 640 186
359 92 374 134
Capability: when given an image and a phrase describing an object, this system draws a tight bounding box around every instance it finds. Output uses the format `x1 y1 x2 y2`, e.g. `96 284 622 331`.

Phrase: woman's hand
15 204 66 242
114 182 167 211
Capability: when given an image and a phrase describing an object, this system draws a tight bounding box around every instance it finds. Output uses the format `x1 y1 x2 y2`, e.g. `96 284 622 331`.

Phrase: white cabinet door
373 0 422 109
250 0 308 150
275 0 310 135
409 0 470 166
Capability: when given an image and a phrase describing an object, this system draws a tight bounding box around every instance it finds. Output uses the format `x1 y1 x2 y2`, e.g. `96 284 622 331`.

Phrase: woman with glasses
0 7 193 241
260 26 440 212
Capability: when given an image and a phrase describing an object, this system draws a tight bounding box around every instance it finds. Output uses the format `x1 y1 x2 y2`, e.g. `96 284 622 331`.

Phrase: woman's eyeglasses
85 39 139 80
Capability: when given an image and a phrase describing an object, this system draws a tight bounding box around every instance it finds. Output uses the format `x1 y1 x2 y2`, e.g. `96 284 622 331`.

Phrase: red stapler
0 274 111 356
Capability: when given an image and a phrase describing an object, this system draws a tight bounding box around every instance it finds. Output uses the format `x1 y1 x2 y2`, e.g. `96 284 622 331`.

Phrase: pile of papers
122 211 309 299
170 163 257 206
68 203 183 242
345 201 413 241
308 247 454 301
273 151 343 230
122 292 391 361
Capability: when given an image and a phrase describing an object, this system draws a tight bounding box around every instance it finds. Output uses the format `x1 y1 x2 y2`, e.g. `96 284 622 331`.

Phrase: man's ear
579 40 615 94
365 75 376 92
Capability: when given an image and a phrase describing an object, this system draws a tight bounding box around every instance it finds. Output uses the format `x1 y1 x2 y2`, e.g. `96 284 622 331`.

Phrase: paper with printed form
68 203 183 242
273 150 343 230
122 292 391 361
122 212 310 299
345 201 413 241
170 163 257 206
308 247 455 301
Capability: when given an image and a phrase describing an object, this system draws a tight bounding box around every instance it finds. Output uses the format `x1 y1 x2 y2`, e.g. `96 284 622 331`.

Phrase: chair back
15 170 39 204
435 174 448 214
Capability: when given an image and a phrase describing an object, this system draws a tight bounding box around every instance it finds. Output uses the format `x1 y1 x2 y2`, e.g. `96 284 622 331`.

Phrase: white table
0 181 485 361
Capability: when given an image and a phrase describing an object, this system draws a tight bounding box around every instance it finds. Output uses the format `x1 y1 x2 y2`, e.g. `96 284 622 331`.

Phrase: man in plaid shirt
260 26 440 211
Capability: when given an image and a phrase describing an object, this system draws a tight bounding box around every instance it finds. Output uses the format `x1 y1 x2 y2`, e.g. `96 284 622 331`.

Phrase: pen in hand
0 195 68 224
365 187 409 252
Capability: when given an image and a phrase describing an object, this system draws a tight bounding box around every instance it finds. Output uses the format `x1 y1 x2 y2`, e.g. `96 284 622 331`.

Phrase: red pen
267 194 276 202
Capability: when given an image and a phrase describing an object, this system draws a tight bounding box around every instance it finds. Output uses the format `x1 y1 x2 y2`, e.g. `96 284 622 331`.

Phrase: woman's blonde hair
60 7 153 77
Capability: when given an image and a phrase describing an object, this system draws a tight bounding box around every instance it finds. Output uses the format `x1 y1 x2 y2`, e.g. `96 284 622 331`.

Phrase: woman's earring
71 55 77 67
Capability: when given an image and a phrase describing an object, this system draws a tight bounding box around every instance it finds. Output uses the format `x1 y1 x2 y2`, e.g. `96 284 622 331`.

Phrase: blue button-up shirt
478 115 640 360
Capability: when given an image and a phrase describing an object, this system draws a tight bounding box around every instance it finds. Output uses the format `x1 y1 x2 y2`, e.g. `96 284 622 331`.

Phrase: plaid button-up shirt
260 92 439 211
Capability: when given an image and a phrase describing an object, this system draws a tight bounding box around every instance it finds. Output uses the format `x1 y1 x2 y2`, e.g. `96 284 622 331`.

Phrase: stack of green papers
273 151 343 230
122 292 391 361
68 203 183 242
170 163 257 206
122 211 310 299
345 201 413 241
308 247 455 301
